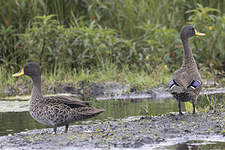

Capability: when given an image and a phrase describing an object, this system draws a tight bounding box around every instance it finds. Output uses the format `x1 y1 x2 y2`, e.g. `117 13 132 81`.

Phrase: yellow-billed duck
13 62 104 134
169 25 205 115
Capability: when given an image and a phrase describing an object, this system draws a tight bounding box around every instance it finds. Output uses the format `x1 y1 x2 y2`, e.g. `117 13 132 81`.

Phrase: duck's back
30 96 104 127
170 66 202 101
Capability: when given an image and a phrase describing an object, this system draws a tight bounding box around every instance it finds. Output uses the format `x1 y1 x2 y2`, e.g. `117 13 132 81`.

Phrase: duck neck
31 75 43 101
182 38 196 68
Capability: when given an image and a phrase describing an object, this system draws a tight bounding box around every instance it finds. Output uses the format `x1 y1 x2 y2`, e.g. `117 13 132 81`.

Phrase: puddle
0 98 180 136
152 137 225 150
0 93 224 149
0 100 29 112
0 94 224 136
0 111 46 136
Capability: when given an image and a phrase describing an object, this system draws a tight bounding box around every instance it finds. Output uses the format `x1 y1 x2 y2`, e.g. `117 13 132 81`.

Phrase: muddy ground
2 80 225 102
1 79 222 97
0 112 224 150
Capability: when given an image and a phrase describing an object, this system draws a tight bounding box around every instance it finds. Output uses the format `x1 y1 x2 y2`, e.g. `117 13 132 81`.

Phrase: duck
13 62 104 134
169 25 205 115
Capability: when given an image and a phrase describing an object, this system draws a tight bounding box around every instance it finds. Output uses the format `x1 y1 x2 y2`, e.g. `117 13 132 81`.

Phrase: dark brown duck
13 62 104 134
169 25 205 115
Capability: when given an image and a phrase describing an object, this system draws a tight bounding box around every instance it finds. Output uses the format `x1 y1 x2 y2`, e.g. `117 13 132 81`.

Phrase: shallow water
0 98 180 136
0 93 224 149
153 138 225 150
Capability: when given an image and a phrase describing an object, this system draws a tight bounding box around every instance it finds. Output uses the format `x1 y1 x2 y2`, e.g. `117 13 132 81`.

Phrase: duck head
180 25 205 40
13 62 41 78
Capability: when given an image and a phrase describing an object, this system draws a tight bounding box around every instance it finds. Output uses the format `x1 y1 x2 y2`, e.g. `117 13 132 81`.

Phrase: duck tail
170 86 185 94
92 108 105 115
81 107 104 117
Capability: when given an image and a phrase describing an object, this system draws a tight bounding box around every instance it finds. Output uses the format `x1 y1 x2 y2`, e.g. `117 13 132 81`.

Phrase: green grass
0 67 16 87
42 62 172 89
0 62 172 93
1 61 224 96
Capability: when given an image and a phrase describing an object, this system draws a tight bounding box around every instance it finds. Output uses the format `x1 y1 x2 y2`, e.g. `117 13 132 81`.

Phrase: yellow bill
12 68 24 77
194 29 205 36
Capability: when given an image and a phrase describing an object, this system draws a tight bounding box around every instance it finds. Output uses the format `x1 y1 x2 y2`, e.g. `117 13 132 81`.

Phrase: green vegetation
0 0 225 90
0 62 171 94
197 94 225 112
184 94 225 113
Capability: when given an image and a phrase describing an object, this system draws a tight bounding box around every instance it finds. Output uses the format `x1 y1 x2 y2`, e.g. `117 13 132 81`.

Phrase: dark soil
0 112 224 150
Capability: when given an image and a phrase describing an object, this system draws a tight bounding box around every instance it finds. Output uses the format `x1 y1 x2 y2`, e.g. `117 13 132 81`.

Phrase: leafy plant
186 4 225 72
0 1 224 75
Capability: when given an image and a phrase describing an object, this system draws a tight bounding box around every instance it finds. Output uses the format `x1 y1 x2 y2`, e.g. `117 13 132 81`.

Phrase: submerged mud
0 112 224 150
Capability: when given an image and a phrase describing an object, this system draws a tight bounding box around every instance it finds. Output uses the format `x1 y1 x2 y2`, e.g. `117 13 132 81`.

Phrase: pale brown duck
13 62 104 134
169 25 205 115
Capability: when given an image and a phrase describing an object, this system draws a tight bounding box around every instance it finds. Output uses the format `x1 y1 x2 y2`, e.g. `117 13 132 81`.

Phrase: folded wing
44 96 90 108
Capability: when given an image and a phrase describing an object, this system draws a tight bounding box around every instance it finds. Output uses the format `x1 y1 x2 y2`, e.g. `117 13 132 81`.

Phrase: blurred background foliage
0 0 224 75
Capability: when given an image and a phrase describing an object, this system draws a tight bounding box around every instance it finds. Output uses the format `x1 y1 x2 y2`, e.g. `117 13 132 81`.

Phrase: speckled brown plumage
13 62 104 134
169 25 205 115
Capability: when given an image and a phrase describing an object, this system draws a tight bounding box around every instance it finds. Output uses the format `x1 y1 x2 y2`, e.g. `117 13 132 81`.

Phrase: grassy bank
0 62 171 90
0 61 224 97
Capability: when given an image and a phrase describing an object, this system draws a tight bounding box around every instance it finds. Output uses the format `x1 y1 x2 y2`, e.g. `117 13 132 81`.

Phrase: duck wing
43 96 90 108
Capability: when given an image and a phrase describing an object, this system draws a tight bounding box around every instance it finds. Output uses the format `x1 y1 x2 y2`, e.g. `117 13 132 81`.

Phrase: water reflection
0 112 46 136
158 140 225 150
